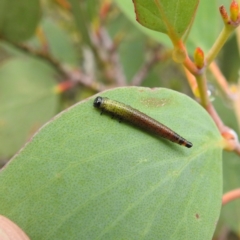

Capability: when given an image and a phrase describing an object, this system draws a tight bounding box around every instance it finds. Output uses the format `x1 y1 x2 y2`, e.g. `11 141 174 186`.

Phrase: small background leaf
0 58 59 160
29 18 79 66
0 87 222 239
0 0 41 42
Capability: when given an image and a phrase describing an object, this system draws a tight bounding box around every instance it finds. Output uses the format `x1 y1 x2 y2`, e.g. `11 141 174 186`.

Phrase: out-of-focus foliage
0 0 40 42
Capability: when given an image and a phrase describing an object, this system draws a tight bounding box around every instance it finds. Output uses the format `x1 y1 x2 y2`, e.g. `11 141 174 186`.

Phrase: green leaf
114 0 232 54
0 0 41 42
0 58 59 159
29 19 79 66
132 0 199 38
0 87 222 239
68 0 92 46
113 0 172 47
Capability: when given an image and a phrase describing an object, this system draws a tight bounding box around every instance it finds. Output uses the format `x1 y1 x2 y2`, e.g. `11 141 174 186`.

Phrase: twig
131 46 162 86
16 43 67 76
205 104 228 133
64 68 111 92
183 67 198 96
91 27 127 86
209 62 235 100
233 81 240 132
217 226 230 240
182 50 240 155
183 54 200 75
205 98 240 155
195 74 209 108
181 2 240 156
206 26 233 66
222 188 240 205
7 41 108 92
235 144 240 155
68 0 92 49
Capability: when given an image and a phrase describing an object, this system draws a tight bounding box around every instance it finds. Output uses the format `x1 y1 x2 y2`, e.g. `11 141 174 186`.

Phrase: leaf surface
0 58 58 159
0 87 222 239
132 0 199 38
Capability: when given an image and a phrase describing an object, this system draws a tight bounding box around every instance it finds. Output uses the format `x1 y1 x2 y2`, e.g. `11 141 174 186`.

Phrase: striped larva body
93 96 192 148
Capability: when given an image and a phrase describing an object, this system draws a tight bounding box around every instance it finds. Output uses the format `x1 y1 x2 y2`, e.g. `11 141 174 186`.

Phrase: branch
222 188 240 205
183 67 198 96
7 41 108 92
131 46 162 86
209 62 235 101
91 27 127 86
206 26 233 66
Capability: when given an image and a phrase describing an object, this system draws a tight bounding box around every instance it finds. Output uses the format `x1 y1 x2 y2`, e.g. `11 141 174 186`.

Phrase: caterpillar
93 96 192 148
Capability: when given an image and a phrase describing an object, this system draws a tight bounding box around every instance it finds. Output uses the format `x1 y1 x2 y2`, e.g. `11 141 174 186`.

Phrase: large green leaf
132 0 199 38
0 58 59 159
0 0 41 42
114 0 231 53
0 87 223 239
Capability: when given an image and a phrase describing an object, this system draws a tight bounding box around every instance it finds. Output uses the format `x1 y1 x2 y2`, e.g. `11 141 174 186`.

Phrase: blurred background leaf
0 58 59 161
0 0 41 42
30 18 79 66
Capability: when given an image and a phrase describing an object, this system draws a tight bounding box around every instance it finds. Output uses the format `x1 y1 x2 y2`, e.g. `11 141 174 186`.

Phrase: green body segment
94 97 192 148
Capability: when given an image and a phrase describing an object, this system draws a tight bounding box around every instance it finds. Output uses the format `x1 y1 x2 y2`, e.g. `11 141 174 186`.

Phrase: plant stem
68 0 92 47
68 0 104 70
209 62 234 100
7 41 107 92
206 25 233 66
233 83 240 132
195 74 209 108
222 189 240 205
183 67 198 96
183 54 199 75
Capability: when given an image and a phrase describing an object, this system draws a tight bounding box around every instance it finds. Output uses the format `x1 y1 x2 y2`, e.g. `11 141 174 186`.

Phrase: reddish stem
222 189 240 205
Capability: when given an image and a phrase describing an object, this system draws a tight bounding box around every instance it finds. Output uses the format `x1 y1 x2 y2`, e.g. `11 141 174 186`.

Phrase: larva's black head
93 96 103 108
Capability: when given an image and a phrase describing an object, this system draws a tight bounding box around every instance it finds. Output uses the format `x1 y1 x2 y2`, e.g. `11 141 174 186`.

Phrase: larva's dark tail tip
186 142 193 148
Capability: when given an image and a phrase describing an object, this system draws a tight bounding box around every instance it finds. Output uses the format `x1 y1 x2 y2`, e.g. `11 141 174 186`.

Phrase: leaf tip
132 0 140 22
